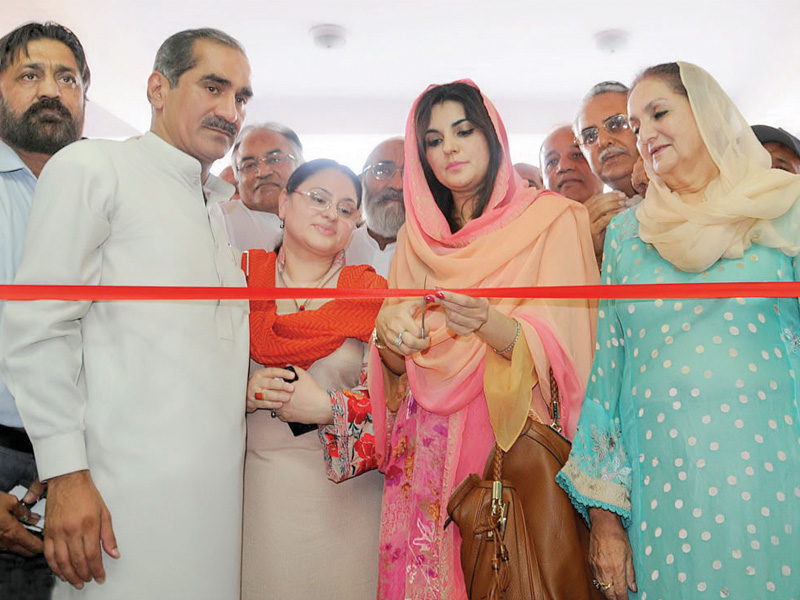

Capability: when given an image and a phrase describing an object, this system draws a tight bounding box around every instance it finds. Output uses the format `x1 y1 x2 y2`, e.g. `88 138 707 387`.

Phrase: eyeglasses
237 151 297 176
578 114 630 146
292 189 360 224
362 161 403 181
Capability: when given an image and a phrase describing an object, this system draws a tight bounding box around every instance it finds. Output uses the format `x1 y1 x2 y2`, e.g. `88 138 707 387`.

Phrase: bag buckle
491 481 508 537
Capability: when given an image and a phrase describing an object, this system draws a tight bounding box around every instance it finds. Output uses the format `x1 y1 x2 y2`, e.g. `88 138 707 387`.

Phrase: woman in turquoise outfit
557 62 800 600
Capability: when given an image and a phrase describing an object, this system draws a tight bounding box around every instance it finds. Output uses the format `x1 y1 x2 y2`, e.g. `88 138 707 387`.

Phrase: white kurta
345 226 396 278
209 197 283 253
0 132 249 599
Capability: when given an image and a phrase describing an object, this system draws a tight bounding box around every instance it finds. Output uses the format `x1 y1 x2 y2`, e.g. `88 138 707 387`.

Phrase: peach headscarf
637 62 800 272
370 80 598 470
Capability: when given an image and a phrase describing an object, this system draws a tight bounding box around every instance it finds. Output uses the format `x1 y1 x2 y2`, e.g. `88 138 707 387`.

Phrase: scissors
420 275 428 339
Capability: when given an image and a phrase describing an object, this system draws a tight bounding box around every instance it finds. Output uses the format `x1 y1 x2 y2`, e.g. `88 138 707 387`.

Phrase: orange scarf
246 250 387 369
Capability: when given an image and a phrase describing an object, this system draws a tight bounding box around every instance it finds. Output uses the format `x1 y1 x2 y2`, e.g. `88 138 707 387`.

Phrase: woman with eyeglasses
340 81 599 599
558 63 800 600
240 159 386 599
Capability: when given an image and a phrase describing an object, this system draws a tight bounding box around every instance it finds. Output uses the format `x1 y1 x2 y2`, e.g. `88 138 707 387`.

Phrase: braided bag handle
492 367 561 480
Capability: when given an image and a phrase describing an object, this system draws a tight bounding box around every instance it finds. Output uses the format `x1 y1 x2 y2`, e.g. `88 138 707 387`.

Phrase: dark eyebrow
543 150 559 162
17 61 44 71
21 61 78 73
425 118 471 136
201 74 231 87
644 98 668 112
201 74 252 99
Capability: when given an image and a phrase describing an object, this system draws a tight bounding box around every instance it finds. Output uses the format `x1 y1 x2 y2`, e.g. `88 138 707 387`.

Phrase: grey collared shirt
0 139 36 428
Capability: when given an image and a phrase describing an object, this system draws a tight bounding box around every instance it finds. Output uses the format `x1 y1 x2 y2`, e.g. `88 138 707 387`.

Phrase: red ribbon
0 282 798 301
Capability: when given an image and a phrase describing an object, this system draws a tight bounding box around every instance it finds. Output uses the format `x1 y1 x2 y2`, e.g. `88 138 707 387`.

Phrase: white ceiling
4 0 800 171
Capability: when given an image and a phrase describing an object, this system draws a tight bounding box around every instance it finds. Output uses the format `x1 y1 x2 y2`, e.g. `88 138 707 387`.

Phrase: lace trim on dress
557 460 632 528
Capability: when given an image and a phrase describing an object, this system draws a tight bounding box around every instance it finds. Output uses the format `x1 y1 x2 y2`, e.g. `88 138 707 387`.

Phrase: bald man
513 162 543 190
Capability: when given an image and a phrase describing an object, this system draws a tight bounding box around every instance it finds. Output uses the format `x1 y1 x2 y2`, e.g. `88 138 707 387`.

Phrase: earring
279 220 284 229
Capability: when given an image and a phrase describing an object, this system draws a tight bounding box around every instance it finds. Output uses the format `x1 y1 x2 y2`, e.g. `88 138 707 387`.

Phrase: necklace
277 262 343 312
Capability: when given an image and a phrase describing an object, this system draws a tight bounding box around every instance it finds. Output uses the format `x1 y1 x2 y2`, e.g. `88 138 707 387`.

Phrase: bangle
493 319 520 355
372 328 387 350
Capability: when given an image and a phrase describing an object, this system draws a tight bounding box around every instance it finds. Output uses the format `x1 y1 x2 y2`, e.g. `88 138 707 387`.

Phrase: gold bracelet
493 318 520 355
372 328 387 350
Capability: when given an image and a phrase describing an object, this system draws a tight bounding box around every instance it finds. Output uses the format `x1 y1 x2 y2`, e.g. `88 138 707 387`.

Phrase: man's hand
44 470 119 589
21 477 46 505
0 491 44 556
584 191 627 258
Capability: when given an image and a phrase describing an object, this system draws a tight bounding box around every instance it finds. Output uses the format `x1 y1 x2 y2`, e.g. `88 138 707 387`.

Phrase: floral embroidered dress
366 81 598 600
323 381 460 599
323 81 599 599
557 209 800 599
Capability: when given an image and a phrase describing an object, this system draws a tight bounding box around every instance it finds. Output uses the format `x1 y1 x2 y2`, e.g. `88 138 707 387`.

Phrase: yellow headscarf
636 61 800 272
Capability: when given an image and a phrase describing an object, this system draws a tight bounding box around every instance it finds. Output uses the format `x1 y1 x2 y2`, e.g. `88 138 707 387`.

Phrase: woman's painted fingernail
425 295 435 302
254 392 263 400
435 291 445 299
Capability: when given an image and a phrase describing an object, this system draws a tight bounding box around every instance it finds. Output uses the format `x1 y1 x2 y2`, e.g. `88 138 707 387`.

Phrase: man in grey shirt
0 21 89 599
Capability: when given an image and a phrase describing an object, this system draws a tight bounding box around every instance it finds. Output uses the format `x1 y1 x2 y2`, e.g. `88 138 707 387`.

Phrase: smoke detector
595 29 630 54
310 24 347 50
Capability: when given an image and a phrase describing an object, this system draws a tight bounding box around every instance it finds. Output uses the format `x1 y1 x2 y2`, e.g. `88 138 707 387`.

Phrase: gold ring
593 579 612 591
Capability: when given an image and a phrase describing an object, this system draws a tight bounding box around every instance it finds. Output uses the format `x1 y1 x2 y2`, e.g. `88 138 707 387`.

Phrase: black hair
0 22 90 90
286 158 362 208
414 82 502 232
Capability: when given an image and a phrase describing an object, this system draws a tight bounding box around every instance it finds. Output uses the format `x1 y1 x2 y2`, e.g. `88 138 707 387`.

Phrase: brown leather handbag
445 370 603 600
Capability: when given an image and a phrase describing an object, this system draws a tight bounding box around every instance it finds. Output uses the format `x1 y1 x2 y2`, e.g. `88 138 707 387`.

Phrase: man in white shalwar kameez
0 28 253 599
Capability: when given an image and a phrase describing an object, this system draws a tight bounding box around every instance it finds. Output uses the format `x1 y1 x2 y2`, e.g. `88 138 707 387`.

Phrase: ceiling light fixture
595 29 630 54
310 24 347 50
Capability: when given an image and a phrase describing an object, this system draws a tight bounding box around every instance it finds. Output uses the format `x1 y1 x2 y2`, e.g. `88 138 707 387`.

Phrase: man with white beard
346 138 405 277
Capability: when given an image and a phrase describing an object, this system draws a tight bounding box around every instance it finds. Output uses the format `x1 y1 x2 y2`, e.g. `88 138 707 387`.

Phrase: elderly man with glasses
211 122 303 251
573 81 643 258
346 137 404 277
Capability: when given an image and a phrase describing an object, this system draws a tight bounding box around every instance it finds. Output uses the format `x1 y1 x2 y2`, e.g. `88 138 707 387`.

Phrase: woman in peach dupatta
370 81 599 599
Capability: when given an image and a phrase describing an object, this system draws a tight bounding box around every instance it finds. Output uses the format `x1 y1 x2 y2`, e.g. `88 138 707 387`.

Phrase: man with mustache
211 122 303 251
574 81 643 258
0 21 88 599
1 28 252 598
347 137 404 277
540 125 625 259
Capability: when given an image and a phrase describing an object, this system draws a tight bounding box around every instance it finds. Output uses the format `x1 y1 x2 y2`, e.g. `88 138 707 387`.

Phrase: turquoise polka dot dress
557 209 800 600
